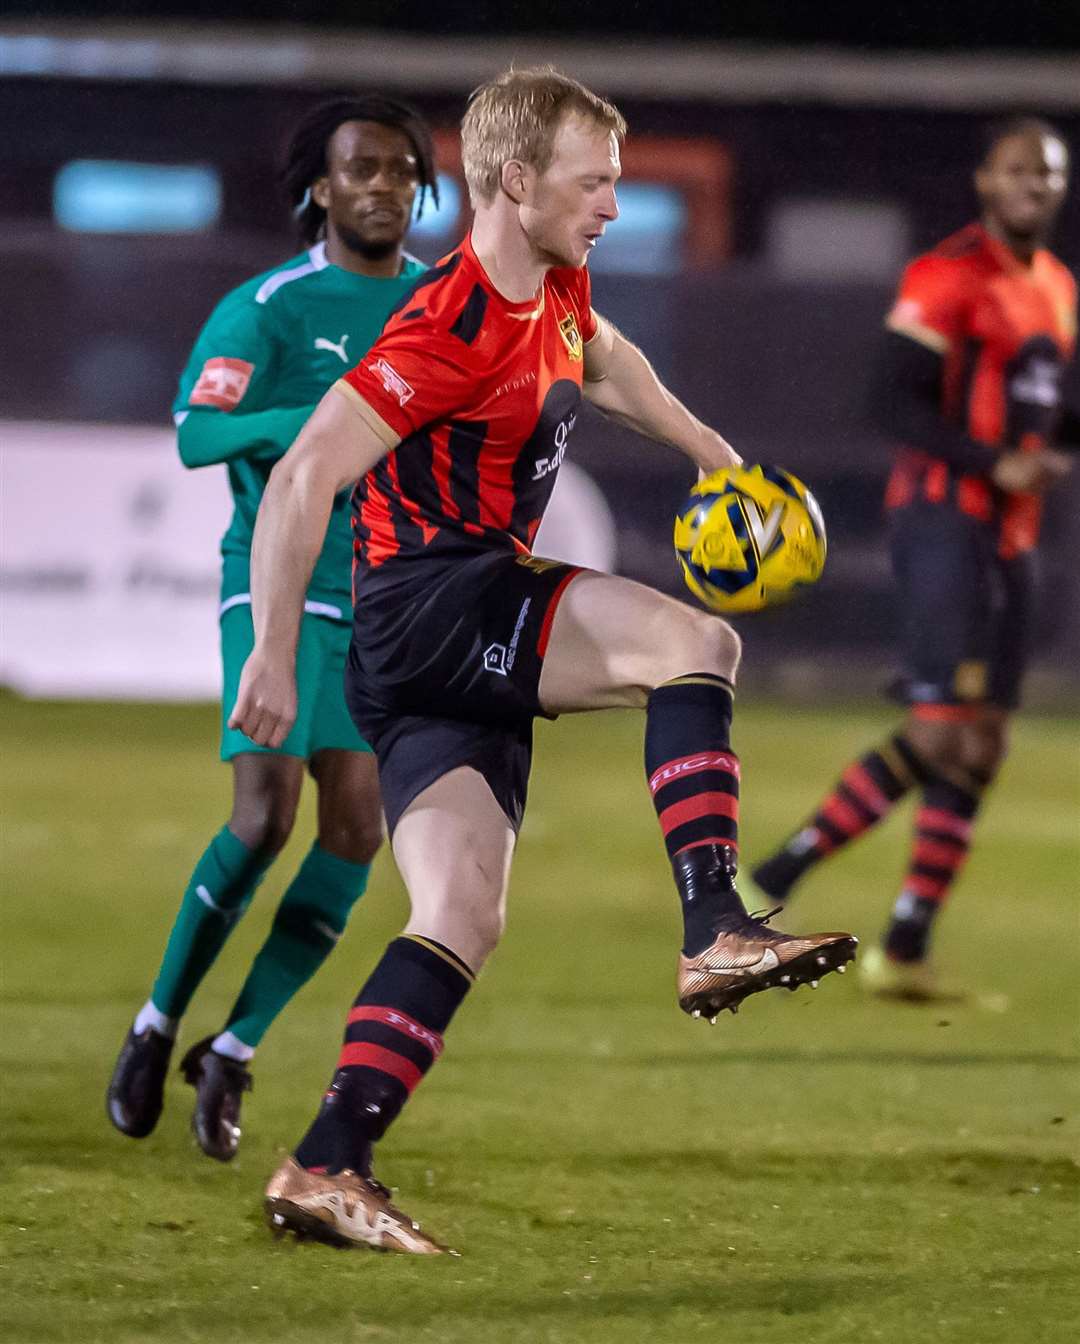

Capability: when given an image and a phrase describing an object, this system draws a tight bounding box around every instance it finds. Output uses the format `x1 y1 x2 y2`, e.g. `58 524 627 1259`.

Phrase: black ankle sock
672 844 749 956
883 896 940 963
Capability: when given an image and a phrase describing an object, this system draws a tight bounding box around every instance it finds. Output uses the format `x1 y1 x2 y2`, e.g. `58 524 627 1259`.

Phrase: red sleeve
340 318 476 442
885 255 970 353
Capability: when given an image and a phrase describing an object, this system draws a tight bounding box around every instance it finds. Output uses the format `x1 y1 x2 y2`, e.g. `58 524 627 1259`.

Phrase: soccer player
106 96 439 1161
752 119 1075 998
231 67 857 1253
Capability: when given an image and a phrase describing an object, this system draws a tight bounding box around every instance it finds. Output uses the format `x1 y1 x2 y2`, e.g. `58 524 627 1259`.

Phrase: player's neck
323 231 405 279
981 215 1042 266
469 212 548 303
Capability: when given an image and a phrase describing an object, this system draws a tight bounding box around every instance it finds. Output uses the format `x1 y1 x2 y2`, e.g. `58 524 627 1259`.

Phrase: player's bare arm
583 312 740 474
229 387 396 748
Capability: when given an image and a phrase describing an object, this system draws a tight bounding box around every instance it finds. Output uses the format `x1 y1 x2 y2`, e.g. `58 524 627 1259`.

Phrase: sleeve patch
189 357 255 410
370 356 415 407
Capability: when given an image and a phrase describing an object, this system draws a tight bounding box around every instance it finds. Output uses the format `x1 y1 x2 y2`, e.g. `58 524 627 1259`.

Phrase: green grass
1 694 1078 1344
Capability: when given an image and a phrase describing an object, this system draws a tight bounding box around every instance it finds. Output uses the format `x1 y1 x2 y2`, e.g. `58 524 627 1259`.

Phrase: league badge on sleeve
189 357 255 410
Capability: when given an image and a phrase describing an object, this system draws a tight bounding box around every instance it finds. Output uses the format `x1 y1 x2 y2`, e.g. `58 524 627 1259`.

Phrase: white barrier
0 420 616 700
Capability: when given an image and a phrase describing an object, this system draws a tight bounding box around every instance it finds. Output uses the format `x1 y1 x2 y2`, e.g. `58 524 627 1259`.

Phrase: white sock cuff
211 1029 255 1063
134 1000 179 1039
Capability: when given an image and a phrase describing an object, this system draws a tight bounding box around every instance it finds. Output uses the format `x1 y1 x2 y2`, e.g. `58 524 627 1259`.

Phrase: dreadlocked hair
280 95 439 246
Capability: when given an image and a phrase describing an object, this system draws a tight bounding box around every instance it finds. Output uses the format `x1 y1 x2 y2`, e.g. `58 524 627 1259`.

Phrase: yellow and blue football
673 464 826 614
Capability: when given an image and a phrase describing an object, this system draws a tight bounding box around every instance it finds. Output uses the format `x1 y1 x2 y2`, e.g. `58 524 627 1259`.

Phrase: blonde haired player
234 67 856 1253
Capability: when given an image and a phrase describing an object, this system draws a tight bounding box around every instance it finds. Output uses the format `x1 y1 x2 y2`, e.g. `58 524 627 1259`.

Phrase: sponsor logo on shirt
371 357 415 407
189 357 255 410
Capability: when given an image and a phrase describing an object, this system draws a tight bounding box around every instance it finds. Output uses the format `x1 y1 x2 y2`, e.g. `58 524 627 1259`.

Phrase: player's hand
991 447 1072 493
228 649 298 749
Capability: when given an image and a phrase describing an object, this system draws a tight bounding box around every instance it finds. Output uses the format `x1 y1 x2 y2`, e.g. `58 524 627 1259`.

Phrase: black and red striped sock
294 935 474 1175
753 735 927 900
645 673 747 954
884 779 980 962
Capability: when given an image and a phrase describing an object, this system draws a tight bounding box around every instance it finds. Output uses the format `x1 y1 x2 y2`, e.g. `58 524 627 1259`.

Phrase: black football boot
106 1025 175 1138
180 1035 253 1162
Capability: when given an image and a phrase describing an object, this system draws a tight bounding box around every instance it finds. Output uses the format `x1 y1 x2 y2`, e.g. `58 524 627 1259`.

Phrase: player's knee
318 816 383 867
228 792 297 858
904 718 959 776
432 868 506 960
649 611 741 688
959 719 1008 781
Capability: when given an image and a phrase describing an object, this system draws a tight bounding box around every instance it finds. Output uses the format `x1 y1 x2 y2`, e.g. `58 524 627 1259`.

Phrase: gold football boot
674 843 857 1021
265 1157 451 1255
678 914 858 1020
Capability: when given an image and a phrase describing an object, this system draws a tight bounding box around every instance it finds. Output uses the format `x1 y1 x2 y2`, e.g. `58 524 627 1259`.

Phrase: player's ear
311 175 331 210
501 159 528 204
973 163 991 207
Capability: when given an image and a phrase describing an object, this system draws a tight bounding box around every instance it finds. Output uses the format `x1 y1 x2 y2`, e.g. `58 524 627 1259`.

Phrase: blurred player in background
753 119 1076 998
107 96 438 1160
231 66 856 1254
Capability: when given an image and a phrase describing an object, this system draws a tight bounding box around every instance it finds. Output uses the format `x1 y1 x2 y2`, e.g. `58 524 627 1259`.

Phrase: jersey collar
461 232 546 320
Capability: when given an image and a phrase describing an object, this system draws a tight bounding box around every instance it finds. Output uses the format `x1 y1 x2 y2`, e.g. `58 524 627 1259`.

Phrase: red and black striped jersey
884 222 1076 556
335 233 597 588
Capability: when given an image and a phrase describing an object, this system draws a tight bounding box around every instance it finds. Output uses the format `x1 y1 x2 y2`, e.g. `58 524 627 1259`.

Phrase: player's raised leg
181 748 382 1161
106 754 301 1139
266 765 513 1252
539 569 857 1018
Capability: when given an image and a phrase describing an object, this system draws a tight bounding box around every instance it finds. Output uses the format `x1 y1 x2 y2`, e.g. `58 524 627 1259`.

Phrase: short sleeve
174 291 277 417
885 256 970 354
339 319 475 442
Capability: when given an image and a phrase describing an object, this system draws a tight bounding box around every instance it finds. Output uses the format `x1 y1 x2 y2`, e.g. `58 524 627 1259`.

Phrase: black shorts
345 551 582 835
889 502 1037 711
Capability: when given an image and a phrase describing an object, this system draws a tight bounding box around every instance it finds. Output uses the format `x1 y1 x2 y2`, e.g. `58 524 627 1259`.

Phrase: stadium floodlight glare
53 160 222 234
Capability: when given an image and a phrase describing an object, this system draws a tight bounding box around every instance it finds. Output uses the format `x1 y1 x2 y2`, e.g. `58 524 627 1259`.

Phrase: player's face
976 131 1069 243
521 116 621 268
314 120 420 260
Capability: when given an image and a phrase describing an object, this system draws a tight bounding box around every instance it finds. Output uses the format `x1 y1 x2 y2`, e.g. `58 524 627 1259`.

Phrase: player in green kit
107 96 438 1161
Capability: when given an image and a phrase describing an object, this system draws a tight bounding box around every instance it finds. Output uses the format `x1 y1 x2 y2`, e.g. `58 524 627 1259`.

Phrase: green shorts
219 601 371 761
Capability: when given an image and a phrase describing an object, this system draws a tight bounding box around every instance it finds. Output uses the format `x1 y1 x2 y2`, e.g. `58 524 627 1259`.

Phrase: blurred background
3 2 1079 704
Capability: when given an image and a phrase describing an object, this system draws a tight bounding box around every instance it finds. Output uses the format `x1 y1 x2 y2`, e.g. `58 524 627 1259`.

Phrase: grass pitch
1 694 1077 1344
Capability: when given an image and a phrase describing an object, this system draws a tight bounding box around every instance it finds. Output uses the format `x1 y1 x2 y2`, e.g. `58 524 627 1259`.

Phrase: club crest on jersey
371 356 415 407
558 314 583 361
189 357 255 410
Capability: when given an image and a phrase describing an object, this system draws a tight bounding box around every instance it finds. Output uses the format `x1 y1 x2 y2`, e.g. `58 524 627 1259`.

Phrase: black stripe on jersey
384 252 462 323
394 426 437 517
446 421 488 527
449 283 489 346
373 457 429 556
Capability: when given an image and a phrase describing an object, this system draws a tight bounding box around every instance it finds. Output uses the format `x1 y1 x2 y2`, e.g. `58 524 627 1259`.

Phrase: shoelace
748 906 783 924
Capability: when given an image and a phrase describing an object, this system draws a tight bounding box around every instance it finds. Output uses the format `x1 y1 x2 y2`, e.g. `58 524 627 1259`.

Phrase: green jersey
173 241 427 617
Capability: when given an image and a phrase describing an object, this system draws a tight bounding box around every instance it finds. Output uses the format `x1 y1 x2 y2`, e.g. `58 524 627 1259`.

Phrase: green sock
151 826 272 1020
223 844 371 1049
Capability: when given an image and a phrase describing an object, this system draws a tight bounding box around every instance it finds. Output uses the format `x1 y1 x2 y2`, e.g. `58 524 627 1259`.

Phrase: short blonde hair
461 66 627 206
